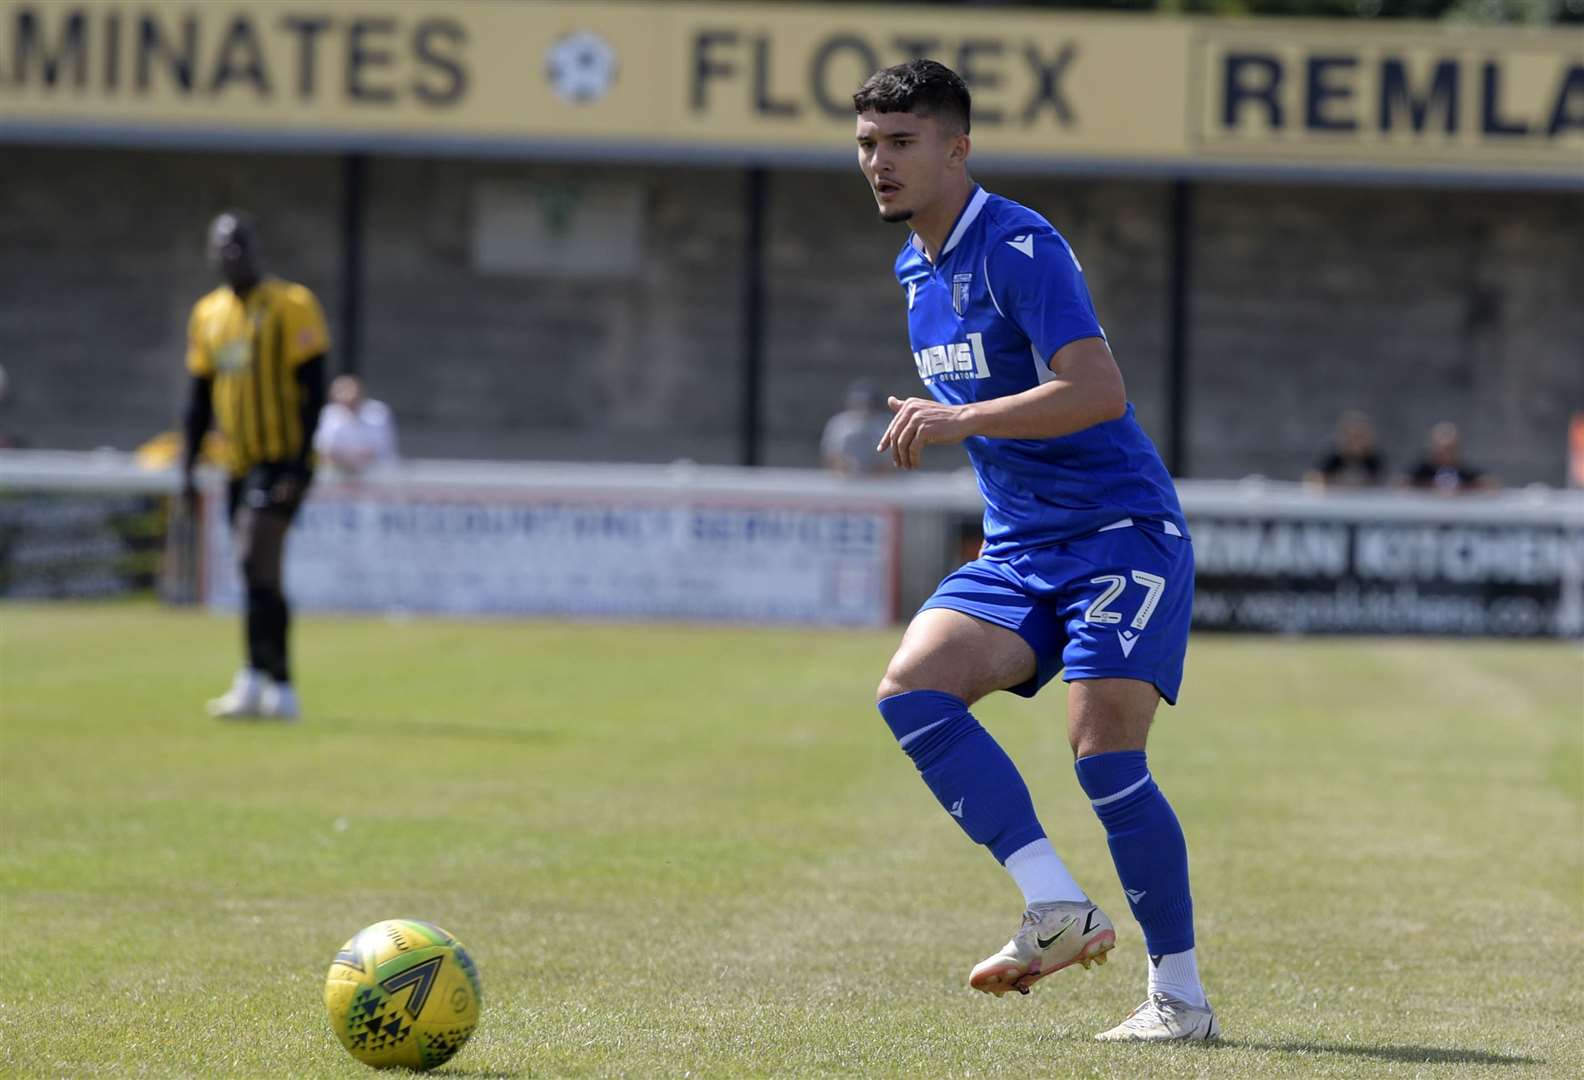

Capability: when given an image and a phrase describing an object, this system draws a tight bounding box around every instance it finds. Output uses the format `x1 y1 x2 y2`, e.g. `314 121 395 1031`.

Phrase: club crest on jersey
951 273 973 316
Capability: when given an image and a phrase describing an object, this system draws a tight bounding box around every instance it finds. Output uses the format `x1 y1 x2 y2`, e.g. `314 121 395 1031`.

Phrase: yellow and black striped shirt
186 278 330 477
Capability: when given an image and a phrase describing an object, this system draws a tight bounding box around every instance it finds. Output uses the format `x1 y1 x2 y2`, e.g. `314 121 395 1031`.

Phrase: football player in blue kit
856 60 1218 1042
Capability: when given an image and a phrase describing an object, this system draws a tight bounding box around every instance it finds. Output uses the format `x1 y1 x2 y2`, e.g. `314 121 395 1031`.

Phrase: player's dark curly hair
852 59 971 135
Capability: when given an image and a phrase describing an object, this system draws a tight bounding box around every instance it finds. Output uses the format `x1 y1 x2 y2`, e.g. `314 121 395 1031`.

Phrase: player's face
856 111 964 224
208 215 260 291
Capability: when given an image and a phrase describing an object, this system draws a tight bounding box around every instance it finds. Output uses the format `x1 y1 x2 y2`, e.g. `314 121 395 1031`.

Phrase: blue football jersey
895 186 1187 556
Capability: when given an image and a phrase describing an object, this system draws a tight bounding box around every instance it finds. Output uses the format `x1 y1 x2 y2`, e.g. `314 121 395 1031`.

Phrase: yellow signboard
1 1 1579 183
1189 20 1584 171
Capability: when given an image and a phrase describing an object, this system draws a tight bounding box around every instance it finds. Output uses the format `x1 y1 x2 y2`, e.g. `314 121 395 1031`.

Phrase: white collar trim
940 187 989 258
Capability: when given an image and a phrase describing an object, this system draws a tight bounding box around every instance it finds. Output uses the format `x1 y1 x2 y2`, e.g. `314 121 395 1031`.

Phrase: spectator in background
1569 413 1584 488
314 374 398 475
1407 421 1495 494
134 428 228 471
1305 410 1384 489
821 380 892 476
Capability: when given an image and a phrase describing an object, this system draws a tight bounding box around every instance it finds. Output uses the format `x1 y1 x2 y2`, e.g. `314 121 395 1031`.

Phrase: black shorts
226 462 312 525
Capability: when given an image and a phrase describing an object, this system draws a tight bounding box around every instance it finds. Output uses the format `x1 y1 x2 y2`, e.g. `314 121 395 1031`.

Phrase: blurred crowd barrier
3 450 1581 638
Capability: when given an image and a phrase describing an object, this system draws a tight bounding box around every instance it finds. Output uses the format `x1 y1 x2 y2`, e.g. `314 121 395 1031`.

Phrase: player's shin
1074 750 1205 1005
879 690 1083 904
246 585 290 684
277 595 292 685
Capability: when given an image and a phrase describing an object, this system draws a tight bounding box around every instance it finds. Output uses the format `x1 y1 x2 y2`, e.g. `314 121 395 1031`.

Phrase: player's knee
1066 679 1157 757
1068 728 1099 759
875 673 906 706
877 670 983 707
242 541 287 589
1067 711 1150 759
875 654 928 704
241 554 279 591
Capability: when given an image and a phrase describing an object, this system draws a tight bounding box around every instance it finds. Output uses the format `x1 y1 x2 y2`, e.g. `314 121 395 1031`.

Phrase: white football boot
207 668 265 719
1096 991 1221 1042
969 900 1115 996
259 681 301 722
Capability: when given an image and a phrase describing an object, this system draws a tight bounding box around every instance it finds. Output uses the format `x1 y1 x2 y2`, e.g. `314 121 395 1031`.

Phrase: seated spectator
1407 421 1495 494
821 380 892 476
1306 410 1384 488
1570 412 1584 489
314 375 398 475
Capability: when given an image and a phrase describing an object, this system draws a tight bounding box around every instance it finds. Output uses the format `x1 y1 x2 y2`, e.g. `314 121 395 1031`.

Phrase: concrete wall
1191 182 1584 485
2 146 1579 483
0 148 340 454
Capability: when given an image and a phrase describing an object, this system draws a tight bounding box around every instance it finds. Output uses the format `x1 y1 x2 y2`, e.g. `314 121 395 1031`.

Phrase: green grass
1 603 1580 1078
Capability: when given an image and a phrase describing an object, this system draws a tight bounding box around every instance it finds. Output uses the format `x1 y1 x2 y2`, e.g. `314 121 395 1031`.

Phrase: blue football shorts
919 519 1194 704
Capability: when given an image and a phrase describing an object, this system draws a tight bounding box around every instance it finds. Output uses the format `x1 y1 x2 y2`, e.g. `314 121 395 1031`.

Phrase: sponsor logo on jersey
216 340 252 374
913 331 992 384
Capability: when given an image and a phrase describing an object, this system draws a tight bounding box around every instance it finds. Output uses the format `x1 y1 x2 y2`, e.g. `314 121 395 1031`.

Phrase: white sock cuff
1003 838 1088 906
1003 838 1054 868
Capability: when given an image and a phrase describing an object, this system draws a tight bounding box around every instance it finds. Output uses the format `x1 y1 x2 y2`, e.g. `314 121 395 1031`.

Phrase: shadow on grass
1231 1041 1540 1067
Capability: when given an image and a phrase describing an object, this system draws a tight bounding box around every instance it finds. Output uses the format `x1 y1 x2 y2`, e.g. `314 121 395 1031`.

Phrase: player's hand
877 396 974 470
270 472 304 506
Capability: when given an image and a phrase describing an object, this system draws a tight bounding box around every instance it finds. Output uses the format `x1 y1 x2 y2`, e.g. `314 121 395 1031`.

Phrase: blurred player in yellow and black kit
182 211 328 721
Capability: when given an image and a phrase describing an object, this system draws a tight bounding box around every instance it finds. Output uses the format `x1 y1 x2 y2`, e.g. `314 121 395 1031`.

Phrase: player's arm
274 286 331 502
292 354 328 473
879 338 1124 469
181 374 214 497
181 303 214 499
266 352 327 506
960 336 1125 438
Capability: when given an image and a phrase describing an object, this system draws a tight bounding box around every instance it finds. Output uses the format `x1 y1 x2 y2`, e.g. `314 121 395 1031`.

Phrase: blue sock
878 690 1046 863
1074 750 1195 955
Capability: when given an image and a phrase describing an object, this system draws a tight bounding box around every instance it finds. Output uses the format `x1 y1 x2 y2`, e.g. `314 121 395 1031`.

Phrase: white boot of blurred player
207 668 265 718
260 680 300 721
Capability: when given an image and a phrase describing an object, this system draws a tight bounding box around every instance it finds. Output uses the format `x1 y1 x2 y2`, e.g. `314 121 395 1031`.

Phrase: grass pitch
1 603 1580 1078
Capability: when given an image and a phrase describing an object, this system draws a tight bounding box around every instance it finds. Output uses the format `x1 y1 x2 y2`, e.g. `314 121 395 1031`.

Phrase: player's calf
1076 749 1211 1013
1074 751 1195 952
877 690 1047 862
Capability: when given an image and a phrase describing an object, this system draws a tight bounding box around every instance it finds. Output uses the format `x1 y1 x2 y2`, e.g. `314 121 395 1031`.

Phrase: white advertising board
203 486 898 627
